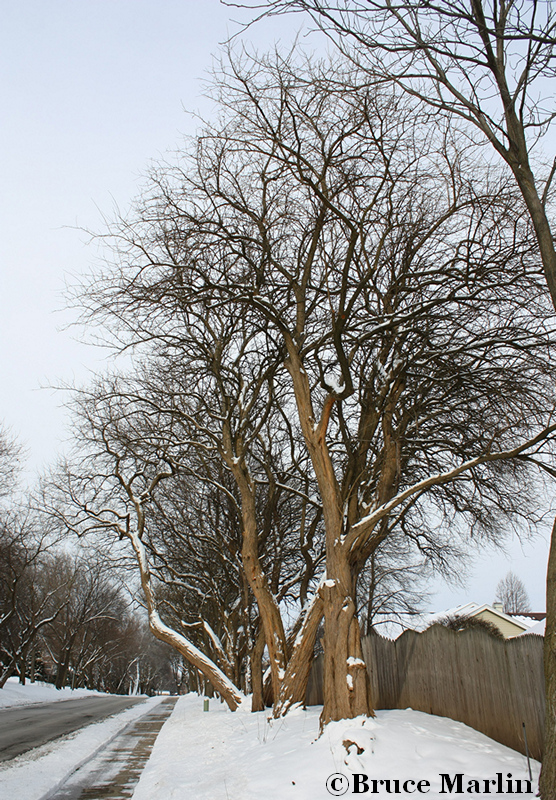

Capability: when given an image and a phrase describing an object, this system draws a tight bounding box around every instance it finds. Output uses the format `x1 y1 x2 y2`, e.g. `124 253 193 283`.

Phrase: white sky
0 0 550 611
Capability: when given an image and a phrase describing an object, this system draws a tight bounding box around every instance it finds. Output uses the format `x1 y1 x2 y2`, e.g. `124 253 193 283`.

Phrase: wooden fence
305 625 545 760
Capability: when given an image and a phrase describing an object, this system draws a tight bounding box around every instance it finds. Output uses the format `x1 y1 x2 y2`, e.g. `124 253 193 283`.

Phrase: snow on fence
305 624 545 759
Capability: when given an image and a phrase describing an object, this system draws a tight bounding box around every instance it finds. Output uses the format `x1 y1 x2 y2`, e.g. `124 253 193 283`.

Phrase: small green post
203 698 209 712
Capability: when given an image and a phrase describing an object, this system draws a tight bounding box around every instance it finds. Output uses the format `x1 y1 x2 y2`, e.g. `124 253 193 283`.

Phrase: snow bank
0 695 164 800
131 695 539 799
0 677 109 708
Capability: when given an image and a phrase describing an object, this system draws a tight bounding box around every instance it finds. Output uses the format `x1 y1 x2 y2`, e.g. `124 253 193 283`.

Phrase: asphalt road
0 696 145 762
50 697 177 799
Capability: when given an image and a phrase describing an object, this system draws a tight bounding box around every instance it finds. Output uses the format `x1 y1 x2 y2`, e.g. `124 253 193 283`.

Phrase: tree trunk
18 654 26 685
229 460 288 705
510 162 556 800
29 643 36 683
509 157 556 310
127 525 242 710
0 659 16 688
320 573 371 726
274 594 323 716
241 528 287 703
540 516 556 799
285 347 373 724
250 629 266 712
56 646 73 689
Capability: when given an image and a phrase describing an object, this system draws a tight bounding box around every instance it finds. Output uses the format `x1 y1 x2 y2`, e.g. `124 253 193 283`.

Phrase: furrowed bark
274 593 324 716
250 628 266 712
320 567 371 725
540 514 556 799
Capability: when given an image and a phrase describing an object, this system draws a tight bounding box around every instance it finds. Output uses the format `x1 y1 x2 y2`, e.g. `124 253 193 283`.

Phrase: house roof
374 601 544 639
516 618 545 636
421 601 539 633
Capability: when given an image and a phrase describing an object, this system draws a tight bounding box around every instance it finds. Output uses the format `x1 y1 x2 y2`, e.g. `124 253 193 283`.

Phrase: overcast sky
0 0 550 612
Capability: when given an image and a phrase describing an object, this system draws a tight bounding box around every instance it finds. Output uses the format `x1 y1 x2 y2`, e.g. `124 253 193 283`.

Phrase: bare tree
0 424 22 501
247 0 556 303
495 570 531 614
240 2 556 786
72 51 556 725
0 515 69 687
43 417 244 710
357 534 433 636
41 553 129 690
0 428 72 688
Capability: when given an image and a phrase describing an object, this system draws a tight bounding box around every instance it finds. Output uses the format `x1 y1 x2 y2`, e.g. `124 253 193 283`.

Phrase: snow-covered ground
0 683 541 799
0 676 109 708
131 695 540 799
0 681 163 800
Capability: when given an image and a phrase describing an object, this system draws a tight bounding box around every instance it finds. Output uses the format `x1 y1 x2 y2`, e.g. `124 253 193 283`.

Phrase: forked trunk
284 349 373 724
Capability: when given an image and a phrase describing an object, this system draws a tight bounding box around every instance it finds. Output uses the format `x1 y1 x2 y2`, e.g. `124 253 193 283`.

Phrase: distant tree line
0 427 178 695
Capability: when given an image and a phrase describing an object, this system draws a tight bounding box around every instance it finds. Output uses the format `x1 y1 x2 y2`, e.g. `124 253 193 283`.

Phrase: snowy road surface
0 695 164 800
0 696 145 762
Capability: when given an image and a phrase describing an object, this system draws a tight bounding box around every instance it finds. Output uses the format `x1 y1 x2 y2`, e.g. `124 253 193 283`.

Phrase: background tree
0 424 22 501
495 571 531 615
0 433 70 688
357 534 433 636
0 516 69 687
0 424 169 696
41 553 129 690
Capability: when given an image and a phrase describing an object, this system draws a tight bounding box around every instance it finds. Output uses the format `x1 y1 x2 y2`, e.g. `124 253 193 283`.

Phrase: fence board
305 627 544 759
